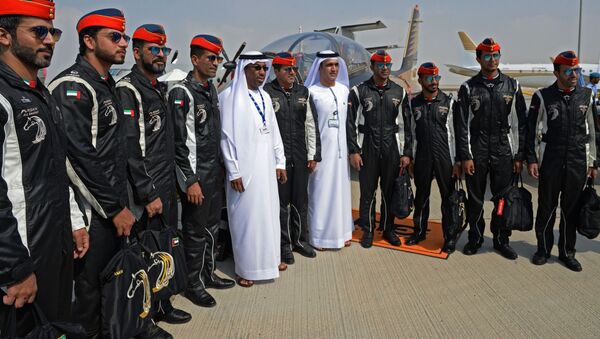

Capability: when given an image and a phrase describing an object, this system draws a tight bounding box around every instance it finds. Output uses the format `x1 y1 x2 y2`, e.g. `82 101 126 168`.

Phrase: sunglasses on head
206 55 224 63
423 75 442 82
482 53 501 61
375 62 393 70
148 46 172 56
250 64 268 71
108 32 130 43
21 26 62 42
563 67 581 76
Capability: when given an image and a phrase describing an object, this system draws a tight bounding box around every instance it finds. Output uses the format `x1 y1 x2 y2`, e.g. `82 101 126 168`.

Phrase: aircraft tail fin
458 31 477 52
392 4 421 78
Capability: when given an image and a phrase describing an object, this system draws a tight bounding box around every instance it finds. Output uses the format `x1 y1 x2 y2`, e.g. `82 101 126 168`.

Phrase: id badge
259 125 270 134
328 118 339 128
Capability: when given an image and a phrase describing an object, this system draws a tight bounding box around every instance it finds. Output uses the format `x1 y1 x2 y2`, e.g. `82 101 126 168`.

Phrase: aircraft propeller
218 42 247 88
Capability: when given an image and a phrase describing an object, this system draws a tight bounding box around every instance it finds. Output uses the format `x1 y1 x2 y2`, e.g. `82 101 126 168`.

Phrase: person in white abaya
220 51 288 287
305 50 354 249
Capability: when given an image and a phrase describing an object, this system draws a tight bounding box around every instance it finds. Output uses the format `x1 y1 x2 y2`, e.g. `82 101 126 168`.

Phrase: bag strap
455 178 464 190
29 302 50 327
586 176 595 188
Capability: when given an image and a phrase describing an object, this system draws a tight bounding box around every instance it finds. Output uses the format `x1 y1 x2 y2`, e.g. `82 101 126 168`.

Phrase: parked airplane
446 31 599 88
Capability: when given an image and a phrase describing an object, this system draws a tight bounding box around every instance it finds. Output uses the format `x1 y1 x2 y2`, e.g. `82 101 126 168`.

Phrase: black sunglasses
250 64 268 71
148 46 172 56
207 55 224 63
108 32 130 43
20 26 62 42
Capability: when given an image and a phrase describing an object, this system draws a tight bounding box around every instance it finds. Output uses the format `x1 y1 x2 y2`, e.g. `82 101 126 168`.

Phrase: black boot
462 240 481 255
559 254 582 272
154 308 192 324
205 273 235 289
442 239 456 254
281 250 295 264
360 230 374 248
137 322 173 339
531 251 550 265
184 287 217 307
294 243 317 258
493 243 518 260
405 233 426 246
382 231 401 246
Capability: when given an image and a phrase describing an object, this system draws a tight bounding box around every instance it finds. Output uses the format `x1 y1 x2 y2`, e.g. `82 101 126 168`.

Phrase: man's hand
513 160 523 173
277 169 288 184
73 228 90 259
187 182 204 206
307 160 317 173
587 167 598 179
462 160 475 176
349 153 363 171
452 163 462 178
3 273 37 308
112 207 135 237
400 156 411 175
528 163 539 179
231 178 245 193
145 197 163 218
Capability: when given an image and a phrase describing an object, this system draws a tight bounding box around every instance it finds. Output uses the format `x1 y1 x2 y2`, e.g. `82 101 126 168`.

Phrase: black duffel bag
100 236 152 339
0 299 84 339
491 173 534 231
578 177 600 239
391 171 414 219
446 178 468 242
140 216 187 299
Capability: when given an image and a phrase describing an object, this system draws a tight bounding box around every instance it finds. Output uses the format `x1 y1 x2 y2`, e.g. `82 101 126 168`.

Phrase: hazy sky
46 0 600 84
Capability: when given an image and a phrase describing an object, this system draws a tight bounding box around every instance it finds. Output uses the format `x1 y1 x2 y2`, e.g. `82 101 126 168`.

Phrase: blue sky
47 0 600 83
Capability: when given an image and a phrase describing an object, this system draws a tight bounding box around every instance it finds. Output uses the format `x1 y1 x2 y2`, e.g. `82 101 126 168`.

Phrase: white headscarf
220 51 273 182
304 50 349 88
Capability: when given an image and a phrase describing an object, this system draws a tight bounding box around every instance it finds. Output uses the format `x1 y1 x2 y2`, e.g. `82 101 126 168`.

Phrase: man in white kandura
220 51 288 287
305 50 354 250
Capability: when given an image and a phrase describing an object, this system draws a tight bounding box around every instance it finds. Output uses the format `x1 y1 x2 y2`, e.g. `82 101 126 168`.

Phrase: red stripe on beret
0 0 55 20
77 14 126 33
273 56 296 66
371 53 392 63
133 27 166 45
190 37 222 54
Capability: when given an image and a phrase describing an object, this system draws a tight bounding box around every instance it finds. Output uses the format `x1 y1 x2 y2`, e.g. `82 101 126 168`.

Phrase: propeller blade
232 42 246 61
221 48 231 63
218 69 233 88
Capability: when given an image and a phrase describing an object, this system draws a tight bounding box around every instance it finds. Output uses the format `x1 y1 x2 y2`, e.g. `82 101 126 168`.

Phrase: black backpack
491 173 534 232
578 178 600 239
391 171 414 219
446 179 468 241
100 236 152 339
0 301 84 339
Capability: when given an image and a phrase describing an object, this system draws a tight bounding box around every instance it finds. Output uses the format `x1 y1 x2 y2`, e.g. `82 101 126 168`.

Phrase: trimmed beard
12 39 52 69
96 47 125 65
141 58 165 75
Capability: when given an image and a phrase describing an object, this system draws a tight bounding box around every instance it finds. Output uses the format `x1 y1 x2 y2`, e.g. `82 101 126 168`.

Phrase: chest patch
196 104 207 123
438 106 449 117
148 109 162 132
579 105 589 114
272 97 280 113
470 96 481 111
503 94 513 105
20 107 46 144
363 97 374 112
548 104 560 121
101 99 118 126
413 107 422 121
392 98 401 109
297 97 307 106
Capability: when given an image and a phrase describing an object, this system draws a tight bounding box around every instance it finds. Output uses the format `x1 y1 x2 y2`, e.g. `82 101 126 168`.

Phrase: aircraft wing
365 44 401 52
445 64 478 77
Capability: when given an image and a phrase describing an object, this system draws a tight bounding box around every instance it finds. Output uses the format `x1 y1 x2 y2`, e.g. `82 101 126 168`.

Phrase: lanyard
329 88 339 117
248 90 266 126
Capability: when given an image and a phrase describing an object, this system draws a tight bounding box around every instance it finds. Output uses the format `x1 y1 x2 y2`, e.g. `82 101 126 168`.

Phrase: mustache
37 46 53 54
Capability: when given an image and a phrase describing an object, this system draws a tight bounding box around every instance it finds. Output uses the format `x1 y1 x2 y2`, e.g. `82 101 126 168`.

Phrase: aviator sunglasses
250 64 269 71
482 53 501 61
424 75 442 82
207 55 224 63
20 26 62 42
375 62 393 70
563 67 581 76
148 46 172 56
108 31 131 43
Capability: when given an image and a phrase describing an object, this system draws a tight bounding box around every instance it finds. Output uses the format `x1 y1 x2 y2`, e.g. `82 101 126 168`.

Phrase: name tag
259 125 270 134
328 118 339 128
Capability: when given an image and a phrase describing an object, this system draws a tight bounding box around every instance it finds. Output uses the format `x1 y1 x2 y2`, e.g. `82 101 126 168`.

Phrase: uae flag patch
66 90 80 99
174 99 184 107
172 237 180 247
124 109 135 117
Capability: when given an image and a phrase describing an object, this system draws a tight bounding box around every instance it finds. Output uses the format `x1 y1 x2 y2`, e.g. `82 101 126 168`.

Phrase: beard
12 40 53 69
141 58 165 75
96 47 125 65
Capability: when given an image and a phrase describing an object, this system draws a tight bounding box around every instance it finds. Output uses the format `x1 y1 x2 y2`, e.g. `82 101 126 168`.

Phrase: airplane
151 5 422 92
446 31 600 88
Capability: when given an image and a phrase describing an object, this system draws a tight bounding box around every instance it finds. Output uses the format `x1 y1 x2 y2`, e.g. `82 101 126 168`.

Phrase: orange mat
351 209 449 259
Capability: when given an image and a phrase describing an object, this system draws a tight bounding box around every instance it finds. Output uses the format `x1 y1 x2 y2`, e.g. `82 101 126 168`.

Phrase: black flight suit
348 78 406 234
264 79 321 259
402 91 457 243
455 72 527 247
526 84 599 258
168 73 223 292
0 61 73 337
116 65 177 315
49 55 129 338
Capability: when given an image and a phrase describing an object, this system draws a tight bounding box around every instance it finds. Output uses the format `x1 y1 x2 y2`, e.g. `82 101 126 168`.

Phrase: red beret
190 35 222 54
553 51 579 67
77 8 126 33
272 52 296 66
0 0 55 20
133 24 167 45
371 50 392 63
476 38 501 53
417 62 439 75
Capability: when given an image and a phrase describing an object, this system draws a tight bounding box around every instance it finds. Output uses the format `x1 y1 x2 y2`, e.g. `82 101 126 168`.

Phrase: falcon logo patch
548 105 560 121
470 96 481 111
579 105 589 114
413 107 422 121
392 98 401 108
272 97 280 113
503 95 513 105
364 97 374 112
196 104 207 123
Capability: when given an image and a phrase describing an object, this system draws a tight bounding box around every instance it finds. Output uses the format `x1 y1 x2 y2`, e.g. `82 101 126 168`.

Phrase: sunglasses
282 66 298 73
563 67 582 76
20 26 62 42
482 53 501 61
250 64 268 71
375 63 393 70
148 46 172 56
423 75 442 82
107 32 130 43
207 55 224 63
